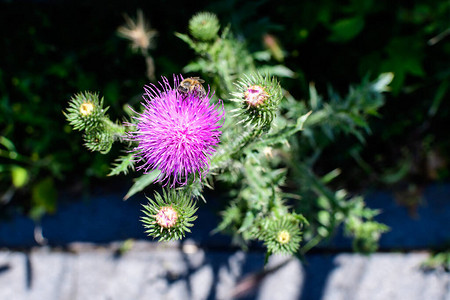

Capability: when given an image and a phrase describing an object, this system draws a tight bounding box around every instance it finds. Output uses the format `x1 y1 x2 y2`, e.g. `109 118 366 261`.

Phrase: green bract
83 130 113 154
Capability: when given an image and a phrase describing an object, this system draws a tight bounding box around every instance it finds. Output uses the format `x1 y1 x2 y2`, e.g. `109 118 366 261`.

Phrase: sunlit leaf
11 166 28 188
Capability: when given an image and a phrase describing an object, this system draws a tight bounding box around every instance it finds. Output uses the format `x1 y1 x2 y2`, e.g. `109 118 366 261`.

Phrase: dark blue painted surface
0 188 232 247
0 214 36 247
1 183 449 249
371 184 450 249
321 183 450 250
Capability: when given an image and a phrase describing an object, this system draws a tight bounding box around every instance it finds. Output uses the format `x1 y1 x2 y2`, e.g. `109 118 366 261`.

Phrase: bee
177 77 206 98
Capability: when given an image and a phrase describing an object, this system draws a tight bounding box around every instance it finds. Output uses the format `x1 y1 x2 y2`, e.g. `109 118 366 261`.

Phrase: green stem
0 150 33 165
103 118 127 143
229 126 262 159
300 234 323 255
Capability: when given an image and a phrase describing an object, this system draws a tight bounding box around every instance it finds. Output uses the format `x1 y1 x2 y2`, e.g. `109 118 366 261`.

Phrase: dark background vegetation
1 0 449 218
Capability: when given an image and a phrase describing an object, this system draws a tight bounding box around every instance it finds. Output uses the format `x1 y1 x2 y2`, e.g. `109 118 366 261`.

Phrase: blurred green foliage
261 0 450 189
422 250 450 272
0 2 149 216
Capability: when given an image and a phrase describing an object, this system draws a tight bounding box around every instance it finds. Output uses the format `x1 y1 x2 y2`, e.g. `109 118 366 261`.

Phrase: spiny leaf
108 153 135 176
248 111 311 150
124 170 161 200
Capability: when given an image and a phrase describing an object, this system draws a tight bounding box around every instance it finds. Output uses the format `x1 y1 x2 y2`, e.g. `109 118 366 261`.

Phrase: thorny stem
104 119 126 141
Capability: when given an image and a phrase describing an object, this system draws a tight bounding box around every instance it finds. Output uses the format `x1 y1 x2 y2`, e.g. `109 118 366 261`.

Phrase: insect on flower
177 77 206 98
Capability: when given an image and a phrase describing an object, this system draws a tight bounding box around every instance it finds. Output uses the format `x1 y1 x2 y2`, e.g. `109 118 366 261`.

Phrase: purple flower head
128 75 224 187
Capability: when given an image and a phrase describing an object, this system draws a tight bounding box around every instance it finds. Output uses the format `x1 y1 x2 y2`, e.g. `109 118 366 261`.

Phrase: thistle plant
64 11 392 260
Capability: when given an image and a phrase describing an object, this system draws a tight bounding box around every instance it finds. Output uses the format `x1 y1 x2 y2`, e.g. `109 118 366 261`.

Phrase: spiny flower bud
64 92 108 132
232 73 283 130
260 215 303 255
141 188 198 241
189 12 220 41
83 130 113 154
263 33 284 62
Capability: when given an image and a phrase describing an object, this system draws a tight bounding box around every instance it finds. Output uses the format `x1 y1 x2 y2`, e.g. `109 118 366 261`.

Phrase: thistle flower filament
155 206 178 229
244 85 269 107
80 102 94 116
277 230 291 244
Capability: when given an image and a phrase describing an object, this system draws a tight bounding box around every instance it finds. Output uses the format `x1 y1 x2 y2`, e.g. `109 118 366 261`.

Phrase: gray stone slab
320 253 450 300
0 244 449 300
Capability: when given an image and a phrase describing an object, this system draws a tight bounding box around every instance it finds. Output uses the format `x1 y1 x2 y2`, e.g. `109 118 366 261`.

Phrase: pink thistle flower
128 75 224 187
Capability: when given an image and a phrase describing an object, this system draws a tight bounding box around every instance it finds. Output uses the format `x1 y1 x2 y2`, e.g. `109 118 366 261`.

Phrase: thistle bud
263 33 284 62
260 215 303 255
189 12 220 41
64 92 108 131
141 188 198 241
232 73 283 130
